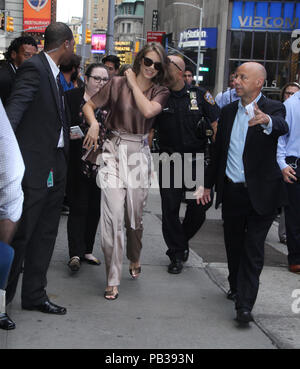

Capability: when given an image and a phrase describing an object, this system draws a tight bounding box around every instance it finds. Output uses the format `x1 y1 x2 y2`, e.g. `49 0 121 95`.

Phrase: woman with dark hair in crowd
83 43 170 300
65 63 109 272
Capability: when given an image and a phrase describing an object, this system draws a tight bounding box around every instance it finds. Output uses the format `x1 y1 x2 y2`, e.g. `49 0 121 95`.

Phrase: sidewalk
0 188 299 349
206 219 300 350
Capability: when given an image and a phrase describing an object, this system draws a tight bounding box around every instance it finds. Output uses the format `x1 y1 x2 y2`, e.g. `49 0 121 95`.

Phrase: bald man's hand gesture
248 102 270 127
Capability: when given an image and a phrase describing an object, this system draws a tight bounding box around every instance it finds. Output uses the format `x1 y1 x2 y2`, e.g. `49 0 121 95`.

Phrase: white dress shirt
44 52 64 148
226 93 273 183
277 90 300 171
0 100 25 222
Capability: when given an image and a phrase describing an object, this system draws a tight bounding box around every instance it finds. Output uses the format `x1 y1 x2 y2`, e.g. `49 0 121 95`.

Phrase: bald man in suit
197 62 288 325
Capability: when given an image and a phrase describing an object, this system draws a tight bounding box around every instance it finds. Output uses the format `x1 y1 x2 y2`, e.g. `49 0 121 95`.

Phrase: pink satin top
91 76 170 134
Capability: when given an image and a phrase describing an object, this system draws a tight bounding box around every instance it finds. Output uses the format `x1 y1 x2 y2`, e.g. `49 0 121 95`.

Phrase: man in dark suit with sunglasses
5 23 74 322
154 55 220 275
197 62 288 325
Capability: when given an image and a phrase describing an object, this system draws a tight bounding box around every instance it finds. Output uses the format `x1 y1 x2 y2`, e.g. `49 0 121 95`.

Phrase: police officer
154 55 220 274
215 71 239 109
277 89 300 274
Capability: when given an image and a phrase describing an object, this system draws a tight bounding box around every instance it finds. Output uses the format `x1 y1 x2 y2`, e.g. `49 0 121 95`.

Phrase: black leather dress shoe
168 259 183 274
0 313 16 330
236 309 254 325
22 300 67 315
227 290 237 302
182 249 189 262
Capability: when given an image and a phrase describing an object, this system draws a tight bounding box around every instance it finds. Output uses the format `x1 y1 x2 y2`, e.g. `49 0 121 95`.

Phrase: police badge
189 91 199 111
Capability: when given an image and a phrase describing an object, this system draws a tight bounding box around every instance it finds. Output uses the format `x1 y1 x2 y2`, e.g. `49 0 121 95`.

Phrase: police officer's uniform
215 88 240 109
154 83 220 263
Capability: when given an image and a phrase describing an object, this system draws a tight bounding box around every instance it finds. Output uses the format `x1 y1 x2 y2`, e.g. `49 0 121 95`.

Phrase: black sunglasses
170 60 183 72
143 56 162 71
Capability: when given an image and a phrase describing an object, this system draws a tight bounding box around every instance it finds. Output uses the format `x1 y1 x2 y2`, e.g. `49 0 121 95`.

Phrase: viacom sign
231 1 300 31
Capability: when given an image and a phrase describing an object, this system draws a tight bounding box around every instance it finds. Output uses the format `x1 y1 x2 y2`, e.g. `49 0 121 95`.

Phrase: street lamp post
106 0 115 55
173 2 203 85
80 0 88 69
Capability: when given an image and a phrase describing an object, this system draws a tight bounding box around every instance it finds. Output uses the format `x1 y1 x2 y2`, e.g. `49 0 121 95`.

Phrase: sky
56 0 83 23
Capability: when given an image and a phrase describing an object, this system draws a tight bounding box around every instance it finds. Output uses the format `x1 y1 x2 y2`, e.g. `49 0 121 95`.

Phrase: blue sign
179 28 218 49
231 1 300 31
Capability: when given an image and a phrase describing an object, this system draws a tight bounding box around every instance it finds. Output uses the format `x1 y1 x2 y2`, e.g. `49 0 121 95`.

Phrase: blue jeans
0 242 14 290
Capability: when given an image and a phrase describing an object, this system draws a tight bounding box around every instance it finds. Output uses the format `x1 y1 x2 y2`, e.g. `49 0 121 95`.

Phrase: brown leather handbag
80 106 107 180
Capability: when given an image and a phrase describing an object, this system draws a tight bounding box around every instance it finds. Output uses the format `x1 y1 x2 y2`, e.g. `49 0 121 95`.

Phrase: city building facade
114 0 144 43
0 0 57 56
88 0 122 33
144 0 300 97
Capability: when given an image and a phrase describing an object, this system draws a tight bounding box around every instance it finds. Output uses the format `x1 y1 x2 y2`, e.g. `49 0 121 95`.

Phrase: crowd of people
0 21 299 331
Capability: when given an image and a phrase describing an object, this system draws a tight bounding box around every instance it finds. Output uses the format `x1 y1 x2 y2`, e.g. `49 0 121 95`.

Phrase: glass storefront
229 1 300 99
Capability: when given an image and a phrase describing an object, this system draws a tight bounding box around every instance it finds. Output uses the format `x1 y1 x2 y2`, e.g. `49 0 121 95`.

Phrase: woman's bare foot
129 262 142 279
104 286 119 300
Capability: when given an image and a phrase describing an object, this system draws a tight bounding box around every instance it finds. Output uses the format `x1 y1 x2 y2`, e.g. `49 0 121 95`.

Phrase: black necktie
56 74 69 152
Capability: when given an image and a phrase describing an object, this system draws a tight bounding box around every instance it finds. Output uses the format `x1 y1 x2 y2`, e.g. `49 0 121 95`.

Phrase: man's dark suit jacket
0 61 16 106
205 95 288 216
5 52 68 189
65 86 84 124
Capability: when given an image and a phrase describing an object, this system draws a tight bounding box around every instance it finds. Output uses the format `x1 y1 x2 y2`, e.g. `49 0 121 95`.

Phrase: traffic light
74 33 79 53
85 29 92 44
74 34 80 44
6 16 14 32
0 13 5 30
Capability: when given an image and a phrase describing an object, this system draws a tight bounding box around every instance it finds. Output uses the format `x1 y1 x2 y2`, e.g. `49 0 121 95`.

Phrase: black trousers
222 181 275 312
6 149 67 307
285 179 300 265
67 174 101 259
159 158 212 261
66 139 101 259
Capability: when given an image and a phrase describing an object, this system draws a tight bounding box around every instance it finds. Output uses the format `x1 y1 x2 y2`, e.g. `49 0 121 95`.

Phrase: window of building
229 29 300 94
229 1 300 95
127 23 131 33
240 32 253 59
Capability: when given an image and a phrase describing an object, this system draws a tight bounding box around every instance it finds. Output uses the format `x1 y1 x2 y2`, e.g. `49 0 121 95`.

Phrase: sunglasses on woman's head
143 56 162 71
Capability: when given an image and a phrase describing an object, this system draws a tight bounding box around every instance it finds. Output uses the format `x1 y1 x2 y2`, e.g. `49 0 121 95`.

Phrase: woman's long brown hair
132 42 170 86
